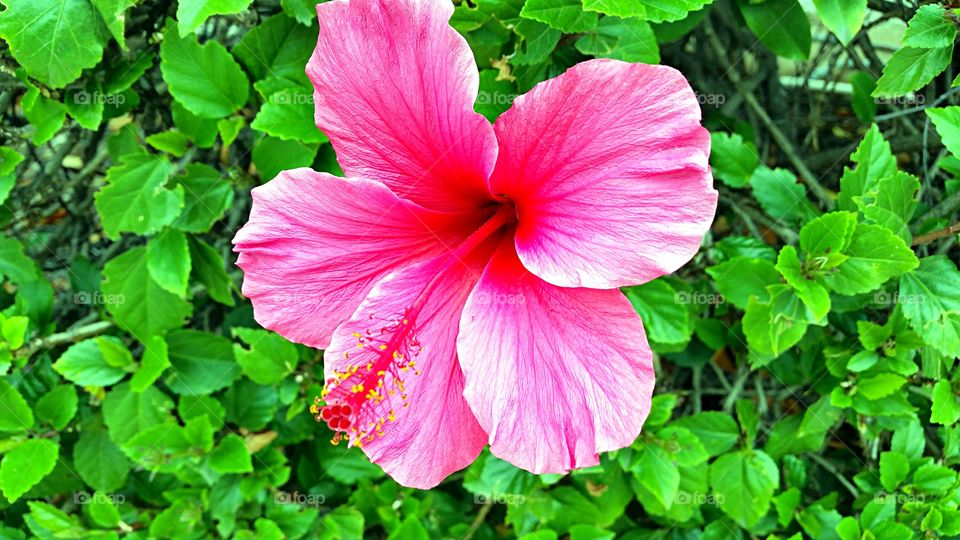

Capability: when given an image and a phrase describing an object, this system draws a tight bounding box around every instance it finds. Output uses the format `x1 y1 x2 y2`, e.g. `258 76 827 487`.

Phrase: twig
703 18 835 210
875 86 960 122
16 320 114 358
807 453 860 498
913 221 960 245
460 501 492 540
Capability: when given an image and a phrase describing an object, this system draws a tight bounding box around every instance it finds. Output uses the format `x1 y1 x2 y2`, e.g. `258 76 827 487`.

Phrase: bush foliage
1 0 959 538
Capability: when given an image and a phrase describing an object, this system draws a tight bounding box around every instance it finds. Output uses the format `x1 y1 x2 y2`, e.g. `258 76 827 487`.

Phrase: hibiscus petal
458 241 655 474
233 168 474 349
490 59 717 289
307 0 497 211
322 248 495 489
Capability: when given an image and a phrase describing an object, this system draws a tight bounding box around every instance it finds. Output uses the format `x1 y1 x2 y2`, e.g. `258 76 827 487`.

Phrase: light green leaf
823 224 918 295
0 236 39 284
94 153 183 239
623 279 692 345
172 102 219 148
91 0 137 49
145 130 189 157
0 439 58 502
0 379 34 432
776 246 830 321
582 0 713 23
252 136 318 181
927 106 960 159
0 0 109 87
52 338 128 387
902 5 956 49
131 335 171 392
232 327 299 385
899 256 960 358
931 380 960 425
879 451 910 492
22 86 67 145
521 0 598 33
252 92 328 144
799 211 857 257
209 433 254 474
102 247 193 339
710 132 758 188
912 462 957 492
710 450 780 527
671 412 739 456
574 16 659 64
857 373 907 400
177 0 253 36
147 230 191 297
161 21 250 118
738 0 810 60
706 256 780 309
0 146 23 176
812 0 866 45
838 124 897 211
874 46 953 98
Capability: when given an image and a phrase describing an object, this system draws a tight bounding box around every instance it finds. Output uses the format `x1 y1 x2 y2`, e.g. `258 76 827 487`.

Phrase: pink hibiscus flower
233 0 717 488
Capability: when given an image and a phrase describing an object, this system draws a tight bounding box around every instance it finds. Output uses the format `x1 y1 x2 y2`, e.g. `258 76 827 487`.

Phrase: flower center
311 202 516 447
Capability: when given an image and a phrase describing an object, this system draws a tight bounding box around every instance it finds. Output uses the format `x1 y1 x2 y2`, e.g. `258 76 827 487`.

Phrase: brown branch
913 221 960 245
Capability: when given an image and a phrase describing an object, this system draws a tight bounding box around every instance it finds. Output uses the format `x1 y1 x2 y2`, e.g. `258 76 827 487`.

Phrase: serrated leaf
177 0 253 36
709 132 758 188
582 0 712 23
0 379 34 432
823 224 918 295
706 256 779 310
838 124 896 211
252 92 328 144
521 0 597 33
172 163 234 233
574 16 659 63
0 439 58 502
749 167 819 225
53 338 128 387
94 153 183 239
874 46 952 98
164 329 239 396
623 279 692 345
209 434 254 474
34 385 77 430
927 106 960 159
710 450 779 528
232 327 299 385
91 0 137 49
101 247 193 339
931 380 960 425
902 5 956 49
0 0 109 87
161 21 250 119
899 256 960 358
103 383 174 444
879 451 909 491
73 430 130 492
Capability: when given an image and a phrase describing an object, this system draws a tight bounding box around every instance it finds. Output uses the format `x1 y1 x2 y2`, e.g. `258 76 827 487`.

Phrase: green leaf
857 172 920 243
931 380 960 425
812 0 866 45
912 462 957 492
0 439 58 502
743 286 811 358
0 146 23 176
710 450 780 527
707 257 780 309
234 12 314 84
281 0 315 25
73 430 131 492
188 237 236 306
874 46 953 98
857 373 907 400
838 125 897 211
823 224 918 295
252 136 318 181
521 0 598 33
0 379 33 432
147 230 191 297
389 516 430 540
710 132 758 188
927 106 960 159
0 0 109 87
512 19 561 65
177 0 253 36
776 246 831 321
223 379 278 430
582 0 713 23
635 447 679 508
101 247 193 339
879 451 910 491
899 256 960 358
91 0 137 49
218 117 246 146
131 335 171 392
164 329 240 395
623 279 692 345
145 130 190 157
850 71 877 123
574 16 659 64
232 327 299 385
94 153 183 239
671 412 740 456
25 501 87 538
252 91 328 144
52 338 127 387
209 433 254 474
22 86 67 145
738 0 810 60
0 236 39 284
103 383 174 444
160 21 250 118
800 211 857 258
749 167 819 225
173 163 235 233
34 385 77 430
172 102 219 148
902 5 956 49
